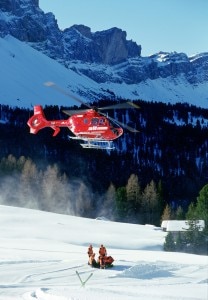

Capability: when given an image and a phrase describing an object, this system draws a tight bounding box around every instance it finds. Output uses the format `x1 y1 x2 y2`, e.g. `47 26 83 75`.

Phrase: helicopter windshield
91 117 107 126
109 121 120 135
109 121 119 129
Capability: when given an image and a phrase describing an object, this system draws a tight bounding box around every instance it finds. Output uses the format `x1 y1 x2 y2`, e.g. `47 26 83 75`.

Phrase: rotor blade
99 112 139 133
44 82 92 109
98 101 140 111
110 117 139 132
110 117 139 133
62 109 90 116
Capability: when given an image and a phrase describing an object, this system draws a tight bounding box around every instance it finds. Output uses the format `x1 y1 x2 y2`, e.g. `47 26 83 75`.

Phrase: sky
39 0 208 57
0 204 207 299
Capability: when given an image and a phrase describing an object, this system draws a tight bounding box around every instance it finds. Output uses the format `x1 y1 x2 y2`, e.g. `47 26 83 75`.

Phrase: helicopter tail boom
27 105 61 136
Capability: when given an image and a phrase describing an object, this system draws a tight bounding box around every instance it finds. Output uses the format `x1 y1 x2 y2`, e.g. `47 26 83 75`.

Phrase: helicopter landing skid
80 140 115 150
69 136 115 150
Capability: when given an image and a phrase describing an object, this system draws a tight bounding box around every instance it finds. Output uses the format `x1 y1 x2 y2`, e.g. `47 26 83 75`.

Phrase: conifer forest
0 100 207 236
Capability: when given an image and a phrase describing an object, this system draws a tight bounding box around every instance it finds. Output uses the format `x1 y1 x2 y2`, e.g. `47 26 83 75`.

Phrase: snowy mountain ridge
0 0 208 108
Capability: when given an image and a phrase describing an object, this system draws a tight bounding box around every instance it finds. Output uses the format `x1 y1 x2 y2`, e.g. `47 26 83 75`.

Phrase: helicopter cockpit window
110 121 119 135
91 118 99 125
99 118 106 125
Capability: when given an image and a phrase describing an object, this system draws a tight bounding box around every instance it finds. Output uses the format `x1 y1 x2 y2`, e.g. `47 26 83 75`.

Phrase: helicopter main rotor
44 82 140 133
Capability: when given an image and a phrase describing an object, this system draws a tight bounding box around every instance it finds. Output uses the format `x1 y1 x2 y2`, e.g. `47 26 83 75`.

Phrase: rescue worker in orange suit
89 253 98 268
99 244 107 257
99 255 106 269
87 245 93 258
98 244 107 269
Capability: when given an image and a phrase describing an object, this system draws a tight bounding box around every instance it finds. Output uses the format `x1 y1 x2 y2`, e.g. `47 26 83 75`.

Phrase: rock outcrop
0 0 207 107
0 0 141 64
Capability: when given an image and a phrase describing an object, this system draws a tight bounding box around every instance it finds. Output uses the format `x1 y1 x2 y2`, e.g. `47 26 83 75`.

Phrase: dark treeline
1 154 207 254
0 100 207 213
1 99 207 255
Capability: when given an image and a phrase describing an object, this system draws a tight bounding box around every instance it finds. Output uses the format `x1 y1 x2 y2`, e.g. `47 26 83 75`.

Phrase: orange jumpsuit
87 245 93 257
99 245 107 257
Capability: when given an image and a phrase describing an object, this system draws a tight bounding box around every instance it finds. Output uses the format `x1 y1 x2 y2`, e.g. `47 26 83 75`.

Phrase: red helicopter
27 82 140 149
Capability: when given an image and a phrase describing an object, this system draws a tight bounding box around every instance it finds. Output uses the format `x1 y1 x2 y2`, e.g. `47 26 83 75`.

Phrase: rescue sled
89 256 114 268
103 255 114 268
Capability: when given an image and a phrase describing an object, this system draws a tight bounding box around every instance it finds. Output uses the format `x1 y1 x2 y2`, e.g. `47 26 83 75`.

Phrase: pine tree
126 174 142 222
175 232 184 252
185 184 208 254
164 232 176 251
161 204 172 222
0 154 17 175
16 156 27 172
195 184 208 234
20 158 40 209
175 206 184 220
184 220 206 254
157 180 165 222
186 202 196 220
141 180 159 225
115 187 127 221
41 164 69 213
74 181 92 217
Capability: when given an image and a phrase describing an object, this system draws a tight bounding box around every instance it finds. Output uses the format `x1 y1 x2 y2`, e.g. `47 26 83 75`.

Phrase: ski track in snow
0 257 207 300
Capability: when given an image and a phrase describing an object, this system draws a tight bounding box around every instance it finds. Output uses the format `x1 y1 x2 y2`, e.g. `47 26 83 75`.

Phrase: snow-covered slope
0 205 207 300
1 35 208 109
1 0 208 109
0 35 102 108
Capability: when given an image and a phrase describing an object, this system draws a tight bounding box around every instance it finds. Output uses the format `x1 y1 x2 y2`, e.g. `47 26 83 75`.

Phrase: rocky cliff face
0 0 207 105
0 0 141 64
1 0 39 14
0 0 60 43
67 51 208 86
62 25 141 64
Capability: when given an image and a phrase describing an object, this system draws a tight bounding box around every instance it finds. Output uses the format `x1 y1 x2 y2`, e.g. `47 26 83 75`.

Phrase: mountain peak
0 0 207 108
1 0 39 13
68 24 92 38
0 0 141 64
